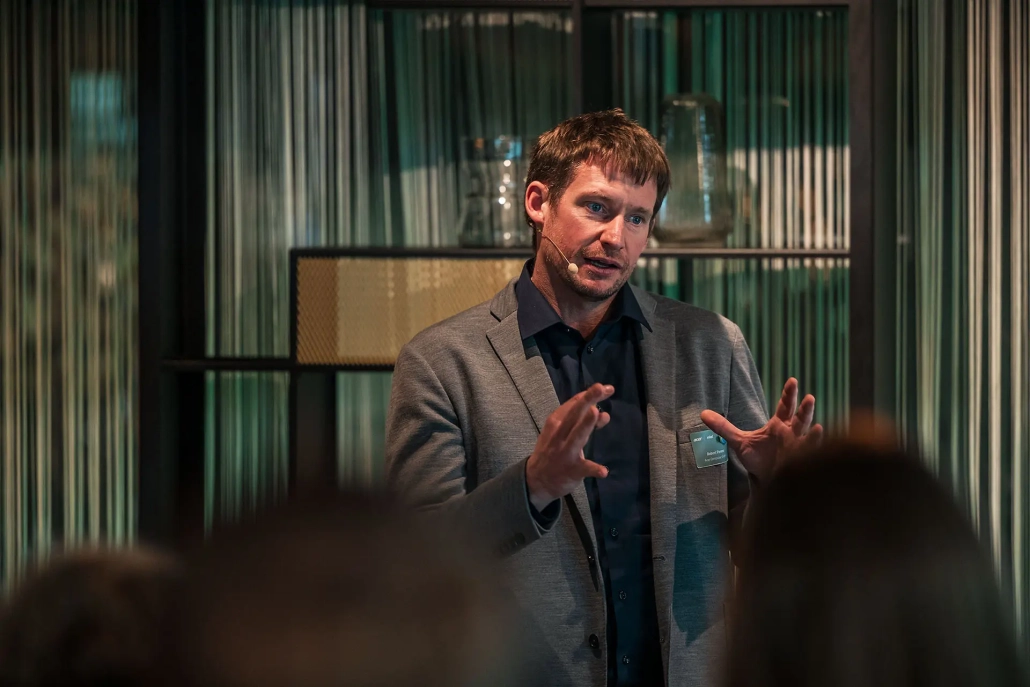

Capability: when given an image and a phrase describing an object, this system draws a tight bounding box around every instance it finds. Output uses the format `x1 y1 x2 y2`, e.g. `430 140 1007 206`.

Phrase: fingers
578 382 615 405
792 394 816 437
774 377 799 423
561 402 602 457
545 383 614 437
554 387 612 469
700 409 744 448
560 383 614 421
803 423 824 449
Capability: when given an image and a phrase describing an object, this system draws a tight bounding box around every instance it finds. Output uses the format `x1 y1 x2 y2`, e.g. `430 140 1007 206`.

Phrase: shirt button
622 655 631 665
588 634 600 650
609 527 619 539
618 590 627 600
586 345 594 354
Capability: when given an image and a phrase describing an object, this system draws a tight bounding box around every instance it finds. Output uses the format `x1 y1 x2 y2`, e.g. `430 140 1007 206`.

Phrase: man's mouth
583 256 622 272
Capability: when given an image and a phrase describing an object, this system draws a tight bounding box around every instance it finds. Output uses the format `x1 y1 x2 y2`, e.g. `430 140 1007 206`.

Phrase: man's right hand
526 383 615 512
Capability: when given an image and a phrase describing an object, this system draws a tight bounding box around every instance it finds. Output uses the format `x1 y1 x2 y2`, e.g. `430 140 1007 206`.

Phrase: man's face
536 163 656 302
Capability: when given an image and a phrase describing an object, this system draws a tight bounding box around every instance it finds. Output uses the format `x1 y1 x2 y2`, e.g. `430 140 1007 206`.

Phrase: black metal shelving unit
139 0 892 545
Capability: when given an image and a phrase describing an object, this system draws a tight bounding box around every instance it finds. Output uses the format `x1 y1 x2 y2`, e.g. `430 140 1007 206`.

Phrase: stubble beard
549 250 633 302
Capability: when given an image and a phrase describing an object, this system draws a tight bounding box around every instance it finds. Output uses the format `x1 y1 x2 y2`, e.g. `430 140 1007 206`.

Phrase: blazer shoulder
649 292 743 344
399 299 498 363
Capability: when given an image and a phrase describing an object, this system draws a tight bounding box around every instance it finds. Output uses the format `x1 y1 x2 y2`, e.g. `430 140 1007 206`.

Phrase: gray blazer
385 277 768 687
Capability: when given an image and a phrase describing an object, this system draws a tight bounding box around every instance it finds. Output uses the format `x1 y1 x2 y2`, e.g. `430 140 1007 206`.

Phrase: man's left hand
700 378 823 485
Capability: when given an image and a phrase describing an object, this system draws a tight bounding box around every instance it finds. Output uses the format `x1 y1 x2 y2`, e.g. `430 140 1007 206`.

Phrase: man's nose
599 217 626 249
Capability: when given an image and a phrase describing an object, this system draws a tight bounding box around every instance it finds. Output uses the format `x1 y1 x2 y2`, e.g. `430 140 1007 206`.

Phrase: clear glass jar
655 93 733 246
458 135 529 248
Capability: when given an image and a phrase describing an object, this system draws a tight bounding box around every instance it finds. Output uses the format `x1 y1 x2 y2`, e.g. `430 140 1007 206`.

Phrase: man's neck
531 258 615 340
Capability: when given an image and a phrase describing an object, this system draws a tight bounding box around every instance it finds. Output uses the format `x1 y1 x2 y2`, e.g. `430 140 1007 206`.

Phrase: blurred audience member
162 491 515 687
728 442 1028 687
0 547 180 687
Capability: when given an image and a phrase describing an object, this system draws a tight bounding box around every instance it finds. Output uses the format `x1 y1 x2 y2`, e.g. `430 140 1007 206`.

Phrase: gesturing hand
700 378 823 486
526 383 614 511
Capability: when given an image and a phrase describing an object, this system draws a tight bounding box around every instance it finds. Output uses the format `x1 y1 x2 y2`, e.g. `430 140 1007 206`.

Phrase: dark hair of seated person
158 489 514 687
728 442 1028 687
0 547 180 687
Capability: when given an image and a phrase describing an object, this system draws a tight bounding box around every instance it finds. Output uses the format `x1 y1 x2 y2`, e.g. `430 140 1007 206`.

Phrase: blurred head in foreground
0 546 180 687
728 441 1028 687
163 491 512 687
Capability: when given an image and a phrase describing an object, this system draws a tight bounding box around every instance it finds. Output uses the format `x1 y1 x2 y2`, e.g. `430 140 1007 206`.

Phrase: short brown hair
524 109 670 232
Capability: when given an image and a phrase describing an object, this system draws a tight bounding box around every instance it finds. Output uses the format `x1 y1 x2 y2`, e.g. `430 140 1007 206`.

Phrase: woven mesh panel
295 257 525 365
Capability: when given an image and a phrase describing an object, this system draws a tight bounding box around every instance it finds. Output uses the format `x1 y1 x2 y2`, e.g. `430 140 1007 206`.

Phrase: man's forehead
569 161 658 201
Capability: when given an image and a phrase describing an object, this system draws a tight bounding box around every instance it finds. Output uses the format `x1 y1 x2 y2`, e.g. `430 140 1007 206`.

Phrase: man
385 109 822 687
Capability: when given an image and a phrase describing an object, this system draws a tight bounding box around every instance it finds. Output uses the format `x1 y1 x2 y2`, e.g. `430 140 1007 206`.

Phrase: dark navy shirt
516 261 663 687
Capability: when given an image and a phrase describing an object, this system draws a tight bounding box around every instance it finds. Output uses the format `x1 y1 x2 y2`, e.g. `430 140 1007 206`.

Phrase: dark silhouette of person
0 547 180 687
728 442 1028 687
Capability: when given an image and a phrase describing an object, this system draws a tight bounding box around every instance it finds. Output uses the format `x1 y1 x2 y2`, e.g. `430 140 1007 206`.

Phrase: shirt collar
514 260 651 340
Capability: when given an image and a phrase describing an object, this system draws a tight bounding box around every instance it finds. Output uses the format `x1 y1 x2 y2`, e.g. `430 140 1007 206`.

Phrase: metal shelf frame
290 246 851 260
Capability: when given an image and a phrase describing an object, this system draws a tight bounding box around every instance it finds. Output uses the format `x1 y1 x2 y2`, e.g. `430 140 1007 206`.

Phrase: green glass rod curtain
896 0 1030 640
0 1 138 584
616 9 850 423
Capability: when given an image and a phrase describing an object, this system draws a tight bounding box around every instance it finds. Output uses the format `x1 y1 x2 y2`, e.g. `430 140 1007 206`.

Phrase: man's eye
587 202 604 213
629 215 645 226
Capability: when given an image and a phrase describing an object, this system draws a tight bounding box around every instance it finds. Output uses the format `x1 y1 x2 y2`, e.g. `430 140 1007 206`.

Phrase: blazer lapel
638 307 678 548
633 286 679 660
486 312 559 433
486 284 601 575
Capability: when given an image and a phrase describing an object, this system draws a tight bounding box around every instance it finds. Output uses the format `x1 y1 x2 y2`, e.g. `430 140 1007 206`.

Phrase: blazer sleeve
725 324 769 565
384 343 559 559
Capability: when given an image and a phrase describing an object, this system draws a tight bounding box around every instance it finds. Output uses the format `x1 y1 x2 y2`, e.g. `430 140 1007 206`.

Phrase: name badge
689 429 729 468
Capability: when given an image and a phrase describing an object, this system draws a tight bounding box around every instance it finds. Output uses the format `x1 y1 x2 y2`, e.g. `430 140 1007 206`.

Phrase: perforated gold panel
295 257 525 366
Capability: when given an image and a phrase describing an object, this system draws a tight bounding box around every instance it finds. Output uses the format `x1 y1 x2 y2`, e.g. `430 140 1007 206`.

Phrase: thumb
579 458 609 480
700 409 744 448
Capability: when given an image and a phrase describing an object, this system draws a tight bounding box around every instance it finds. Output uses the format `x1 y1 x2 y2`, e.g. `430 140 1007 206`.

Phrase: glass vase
655 93 733 246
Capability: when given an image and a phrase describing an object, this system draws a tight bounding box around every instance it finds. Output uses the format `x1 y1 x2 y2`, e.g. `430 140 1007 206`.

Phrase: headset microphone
540 234 579 275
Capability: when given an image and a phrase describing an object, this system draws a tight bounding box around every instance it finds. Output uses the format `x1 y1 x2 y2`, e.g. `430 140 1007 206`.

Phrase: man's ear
525 180 548 230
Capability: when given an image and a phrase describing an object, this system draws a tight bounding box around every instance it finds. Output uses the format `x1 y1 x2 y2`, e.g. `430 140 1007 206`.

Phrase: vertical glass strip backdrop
896 0 1030 640
0 1 138 584
616 9 850 423
203 373 289 531
205 2 572 512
